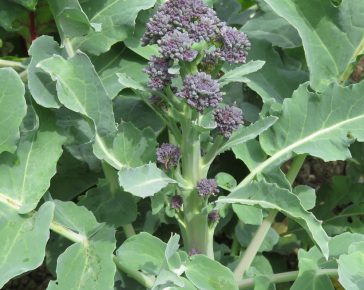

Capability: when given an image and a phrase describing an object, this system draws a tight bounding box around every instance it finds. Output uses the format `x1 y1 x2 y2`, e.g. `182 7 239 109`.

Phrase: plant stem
64 38 75 57
238 269 338 289
0 59 26 70
122 224 136 238
233 154 307 280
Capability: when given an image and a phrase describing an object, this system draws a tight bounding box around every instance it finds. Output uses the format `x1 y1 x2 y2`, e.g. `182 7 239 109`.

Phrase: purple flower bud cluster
142 0 222 46
213 105 243 138
158 31 198 62
189 248 201 256
196 178 219 197
156 143 181 169
171 195 183 210
177 72 223 112
144 56 173 91
214 26 251 64
208 209 220 223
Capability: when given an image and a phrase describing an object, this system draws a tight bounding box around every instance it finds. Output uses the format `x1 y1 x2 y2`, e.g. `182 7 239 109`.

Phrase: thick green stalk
233 154 307 280
238 269 338 289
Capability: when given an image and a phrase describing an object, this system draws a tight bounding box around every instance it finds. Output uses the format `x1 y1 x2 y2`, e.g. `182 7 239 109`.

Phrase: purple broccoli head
142 0 222 46
158 31 198 62
213 105 243 138
171 195 183 210
208 209 220 223
196 178 219 197
156 143 181 169
177 72 223 112
214 26 251 64
144 56 173 91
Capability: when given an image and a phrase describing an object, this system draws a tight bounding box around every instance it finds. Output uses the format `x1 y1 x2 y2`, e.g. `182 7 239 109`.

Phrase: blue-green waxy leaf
186 255 238 290
113 122 157 167
0 202 54 288
260 82 364 170
28 36 65 108
0 68 26 155
116 232 166 276
47 0 92 38
338 243 364 290
219 60 265 87
12 0 38 10
37 51 125 169
48 201 116 290
118 163 177 198
263 0 364 90
219 181 330 258
0 109 65 213
70 0 158 55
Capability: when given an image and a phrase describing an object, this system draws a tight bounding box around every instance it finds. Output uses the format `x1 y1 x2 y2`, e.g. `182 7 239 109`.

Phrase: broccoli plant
0 0 364 289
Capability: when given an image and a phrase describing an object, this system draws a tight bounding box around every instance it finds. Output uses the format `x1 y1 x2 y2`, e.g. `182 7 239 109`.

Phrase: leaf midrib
233 113 364 192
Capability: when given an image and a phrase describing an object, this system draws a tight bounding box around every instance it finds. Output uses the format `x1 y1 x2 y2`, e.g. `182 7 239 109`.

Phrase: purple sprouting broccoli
171 195 183 210
213 105 243 138
189 248 201 256
208 209 220 223
158 31 198 62
142 0 222 46
156 143 181 169
144 56 173 90
196 178 219 197
214 26 251 64
177 72 223 112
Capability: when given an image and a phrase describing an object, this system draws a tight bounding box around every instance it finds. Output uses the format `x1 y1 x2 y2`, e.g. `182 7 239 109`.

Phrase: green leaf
293 185 316 211
71 0 158 55
118 163 177 198
263 0 364 90
78 181 137 227
92 46 148 98
291 248 335 290
0 109 65 213
219 116 278 153
185 255 238 290
49 200 116 290
47 0 92 38
233 139 267 171
233 204 263 225
0 202 54 288
37 51 124 169
0 68 26 154
243 8 301 48
260 82 364 171
338 251 364 290
28 36 64 108
216 172 237 191
12 0 38 10
113 122 157 167
219 181 330 258
242 38 308 103
116 232 166 276
219 60 265 87
117 72 147 92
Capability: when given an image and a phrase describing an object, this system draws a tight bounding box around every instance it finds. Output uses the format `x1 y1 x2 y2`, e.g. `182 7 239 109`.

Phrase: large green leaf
241 38 308 103
37 51 125 169
263 0 364 90
47 0 92 38
48 200 116 290
261 82 364 168
70 0 157 55
0 109 65 213
28 36 65 108
113 122 157 167
92 46 148 98
219 181 330 258
78 181 137 227
338 250 364 290
116 232 166 276
0 68 26 154
118 163 177 198
185 255 238 290
0 202 54 288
